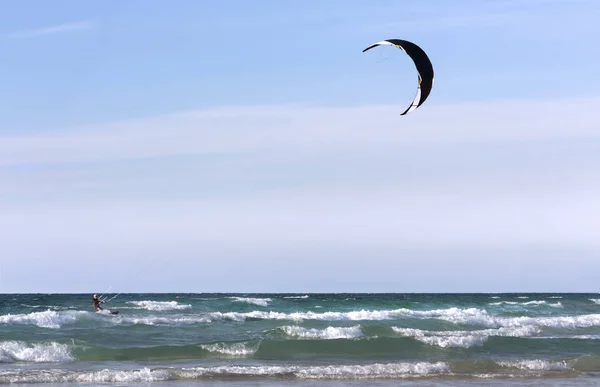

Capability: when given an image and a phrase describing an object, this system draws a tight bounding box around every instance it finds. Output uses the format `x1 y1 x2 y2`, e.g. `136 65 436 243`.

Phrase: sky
1 0 599 293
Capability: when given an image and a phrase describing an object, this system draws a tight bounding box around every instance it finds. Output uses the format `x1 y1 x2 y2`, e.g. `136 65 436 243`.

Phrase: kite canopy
362 39 434 115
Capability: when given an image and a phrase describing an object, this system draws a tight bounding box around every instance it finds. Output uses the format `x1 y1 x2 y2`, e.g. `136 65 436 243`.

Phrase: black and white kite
363 39 434 115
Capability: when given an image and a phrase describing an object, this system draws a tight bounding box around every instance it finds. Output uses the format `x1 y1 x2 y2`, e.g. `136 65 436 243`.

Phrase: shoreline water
1 293 599 385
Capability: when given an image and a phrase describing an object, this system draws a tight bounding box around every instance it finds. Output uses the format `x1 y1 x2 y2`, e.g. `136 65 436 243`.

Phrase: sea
1 293 600 387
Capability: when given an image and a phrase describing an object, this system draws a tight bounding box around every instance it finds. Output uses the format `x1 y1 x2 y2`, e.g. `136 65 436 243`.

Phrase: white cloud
3 180 599 249
351 0 598 42
0 97 599 167
6 21 93 39
1 96 599 292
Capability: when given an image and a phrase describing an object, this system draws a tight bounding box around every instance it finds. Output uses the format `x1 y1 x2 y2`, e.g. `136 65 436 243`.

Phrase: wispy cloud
0 96 599 167
6 20 93 39
1 96 599 292
352 0 597 40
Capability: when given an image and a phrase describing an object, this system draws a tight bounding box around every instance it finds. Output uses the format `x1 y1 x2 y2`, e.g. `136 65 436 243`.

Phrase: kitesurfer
92 294 104 311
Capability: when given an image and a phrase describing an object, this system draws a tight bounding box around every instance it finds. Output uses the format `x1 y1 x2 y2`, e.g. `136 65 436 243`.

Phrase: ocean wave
438 309 600 330
82 305 600 332
0 310 85 329
207 307 600 330
180 361 451 380
392 326 540 348
488 300 562 308
121 315 211 326
0 341 73 363
200 341 260 356
0 368 170 384
283 295 309 299
278 325 364 340
209 308 412 322
229 297 272 307
19 304 62 310
497 359 572 371
0 362 449 383
3 358 595 383
126 301 192 311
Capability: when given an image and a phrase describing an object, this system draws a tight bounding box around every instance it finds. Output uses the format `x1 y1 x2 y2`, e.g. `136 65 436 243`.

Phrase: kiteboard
97 309 119 316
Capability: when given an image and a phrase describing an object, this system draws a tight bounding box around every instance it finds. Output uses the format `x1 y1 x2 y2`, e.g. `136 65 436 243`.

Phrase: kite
362 39 434 115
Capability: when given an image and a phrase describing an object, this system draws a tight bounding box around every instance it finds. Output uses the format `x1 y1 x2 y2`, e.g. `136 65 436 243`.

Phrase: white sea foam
0 359 583 383
392 326 540 348
210 308 411 322
180 361 451 380
439 309 600 330
498 359 572 371
207 307 600 331
85 304 600 332
230 297 272 306
0 362 451 384
590 299 600 305
126 300 192 311
19 304 61 310
279 325 364 339
296 361 451 379
489 300 562 308
122 315 211 326
283 295 309 299
555 334 600 340
0 310 84 329
0 368 170 384
0 341 73 363
200 341 259 356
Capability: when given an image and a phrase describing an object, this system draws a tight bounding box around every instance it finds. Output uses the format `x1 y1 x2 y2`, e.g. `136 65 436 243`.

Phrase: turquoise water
1 293 600 385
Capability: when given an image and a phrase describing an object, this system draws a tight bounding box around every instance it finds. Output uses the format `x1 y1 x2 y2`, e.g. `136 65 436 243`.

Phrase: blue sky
1 0 599 293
